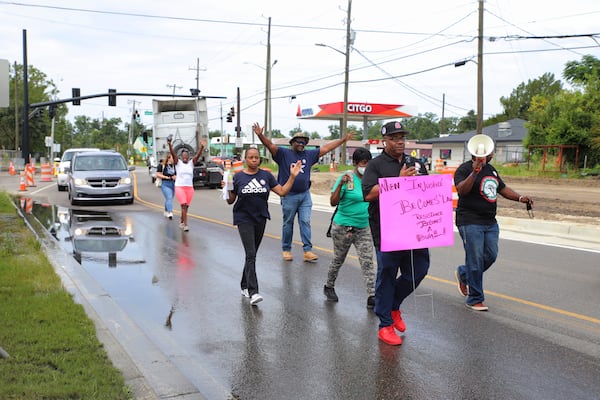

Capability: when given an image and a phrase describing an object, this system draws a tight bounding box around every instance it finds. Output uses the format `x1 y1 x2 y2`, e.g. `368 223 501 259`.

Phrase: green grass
0 192 131 400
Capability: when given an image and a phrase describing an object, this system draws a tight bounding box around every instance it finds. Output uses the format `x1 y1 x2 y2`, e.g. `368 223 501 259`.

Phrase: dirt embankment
310 172 600 226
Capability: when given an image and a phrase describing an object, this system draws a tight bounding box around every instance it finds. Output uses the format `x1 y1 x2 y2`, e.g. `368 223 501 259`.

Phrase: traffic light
133 110 140 121
48 104 57 119
230 106 235 117
108 89 116 106
226 106 234 122
72 88 81 105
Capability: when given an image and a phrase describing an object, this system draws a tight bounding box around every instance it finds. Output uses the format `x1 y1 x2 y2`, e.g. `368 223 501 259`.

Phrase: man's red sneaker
391 310 406 332
378 326 402 345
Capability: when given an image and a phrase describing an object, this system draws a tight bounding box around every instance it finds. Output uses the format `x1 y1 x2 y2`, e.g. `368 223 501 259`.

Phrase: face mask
357 166 366 175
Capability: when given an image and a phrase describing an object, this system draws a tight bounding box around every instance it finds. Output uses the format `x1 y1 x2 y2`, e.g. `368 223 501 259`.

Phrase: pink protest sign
379 174 454 251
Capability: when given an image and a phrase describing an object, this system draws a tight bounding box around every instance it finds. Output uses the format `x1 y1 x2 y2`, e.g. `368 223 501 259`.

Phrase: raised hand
290 160 302 177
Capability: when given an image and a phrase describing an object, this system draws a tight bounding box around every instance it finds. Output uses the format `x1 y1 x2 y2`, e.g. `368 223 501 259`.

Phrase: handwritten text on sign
379 174 454 251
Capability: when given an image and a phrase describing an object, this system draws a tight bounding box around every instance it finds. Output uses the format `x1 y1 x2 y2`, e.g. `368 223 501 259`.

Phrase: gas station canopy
297 102 413 122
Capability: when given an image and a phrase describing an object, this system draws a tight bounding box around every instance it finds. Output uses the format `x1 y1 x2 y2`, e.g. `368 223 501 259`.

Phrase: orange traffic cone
296 104 302 117
8 161 16 175
19 174 27 191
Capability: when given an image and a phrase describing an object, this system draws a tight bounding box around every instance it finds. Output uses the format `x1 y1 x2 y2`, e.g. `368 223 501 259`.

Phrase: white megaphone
467 134 494 159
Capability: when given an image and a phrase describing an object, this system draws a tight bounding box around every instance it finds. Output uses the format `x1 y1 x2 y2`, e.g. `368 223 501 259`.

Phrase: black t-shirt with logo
454 160 506 226
232 169 278 225
361 150 428 249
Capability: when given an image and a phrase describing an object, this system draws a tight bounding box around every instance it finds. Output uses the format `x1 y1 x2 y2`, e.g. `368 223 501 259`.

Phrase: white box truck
149 98 222 188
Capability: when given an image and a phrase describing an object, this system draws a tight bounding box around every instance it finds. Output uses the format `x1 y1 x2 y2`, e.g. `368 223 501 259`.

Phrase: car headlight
120 177 132 184
74 178 87 185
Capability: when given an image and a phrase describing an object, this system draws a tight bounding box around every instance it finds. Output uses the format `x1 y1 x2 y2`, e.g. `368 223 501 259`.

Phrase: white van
56 147 99 191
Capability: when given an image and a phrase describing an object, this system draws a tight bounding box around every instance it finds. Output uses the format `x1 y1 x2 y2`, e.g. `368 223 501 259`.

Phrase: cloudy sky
1 0 599 137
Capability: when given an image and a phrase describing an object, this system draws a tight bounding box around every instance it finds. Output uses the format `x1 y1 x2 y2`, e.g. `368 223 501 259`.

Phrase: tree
499 72 563 120
402 113 440 140
325 124 339 140
456 110 477 133
526 56 600 166
310 131 321 140
367 121 383 139
563 55 600 87
0 64 68 156
270 129 284 138
70 116 127 156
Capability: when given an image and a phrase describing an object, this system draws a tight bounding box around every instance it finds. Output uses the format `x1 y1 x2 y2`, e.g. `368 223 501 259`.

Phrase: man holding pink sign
362 121 430 346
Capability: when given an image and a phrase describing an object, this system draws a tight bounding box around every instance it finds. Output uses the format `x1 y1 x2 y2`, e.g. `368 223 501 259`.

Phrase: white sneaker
250 293 263 305
163 211 168 218
241 289 250 298
167 212 173 220
179 222 185 229
183 225 189 232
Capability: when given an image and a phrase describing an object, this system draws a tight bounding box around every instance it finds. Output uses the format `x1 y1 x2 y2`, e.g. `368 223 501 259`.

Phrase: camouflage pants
326 222 375 296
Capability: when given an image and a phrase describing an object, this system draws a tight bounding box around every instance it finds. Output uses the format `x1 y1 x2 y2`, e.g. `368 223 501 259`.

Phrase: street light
315 43 345 56
314 37 351 165
243 59 277 151
313 0 353 166
455 57 482 135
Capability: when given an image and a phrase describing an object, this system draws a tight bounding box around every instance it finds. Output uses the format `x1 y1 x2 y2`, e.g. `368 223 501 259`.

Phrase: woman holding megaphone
453 134 533 312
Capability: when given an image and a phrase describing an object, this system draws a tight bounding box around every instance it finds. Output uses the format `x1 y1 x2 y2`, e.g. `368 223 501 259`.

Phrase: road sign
144 111 153 116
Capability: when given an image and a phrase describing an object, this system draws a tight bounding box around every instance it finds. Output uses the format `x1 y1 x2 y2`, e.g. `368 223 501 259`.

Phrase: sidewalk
307 193 600 253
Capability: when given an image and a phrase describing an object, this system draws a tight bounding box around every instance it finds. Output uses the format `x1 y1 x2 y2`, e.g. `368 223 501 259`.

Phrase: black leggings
237 221 266 296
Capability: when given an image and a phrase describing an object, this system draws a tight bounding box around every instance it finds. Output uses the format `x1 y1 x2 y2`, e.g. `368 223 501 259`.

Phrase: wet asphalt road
13 171 600 400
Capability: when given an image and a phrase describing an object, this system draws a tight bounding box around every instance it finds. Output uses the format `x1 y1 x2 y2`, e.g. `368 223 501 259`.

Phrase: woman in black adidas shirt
225 147 302 306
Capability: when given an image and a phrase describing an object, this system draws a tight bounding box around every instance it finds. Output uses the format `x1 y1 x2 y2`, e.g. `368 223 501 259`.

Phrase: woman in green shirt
324 148 376 309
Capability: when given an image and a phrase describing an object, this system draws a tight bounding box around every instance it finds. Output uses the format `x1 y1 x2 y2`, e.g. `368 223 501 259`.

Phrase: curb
15 201 207 400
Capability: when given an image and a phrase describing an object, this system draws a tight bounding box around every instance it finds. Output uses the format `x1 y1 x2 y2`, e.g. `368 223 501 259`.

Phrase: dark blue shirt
232 169 279 225
273 147 320 193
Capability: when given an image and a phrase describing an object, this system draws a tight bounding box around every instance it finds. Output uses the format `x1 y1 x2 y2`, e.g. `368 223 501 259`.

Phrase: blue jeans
160 180 175 212
374 248 430 328
457 223 499 305
280 191 312 252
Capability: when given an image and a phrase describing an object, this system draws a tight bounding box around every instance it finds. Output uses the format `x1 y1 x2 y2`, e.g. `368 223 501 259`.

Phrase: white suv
57 148 99 191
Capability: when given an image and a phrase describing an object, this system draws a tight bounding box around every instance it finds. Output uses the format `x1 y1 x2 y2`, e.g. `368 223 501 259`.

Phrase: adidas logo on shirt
241 178 268 194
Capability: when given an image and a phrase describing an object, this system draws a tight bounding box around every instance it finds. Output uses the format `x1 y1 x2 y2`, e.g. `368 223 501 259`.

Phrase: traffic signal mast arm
29 91 226 109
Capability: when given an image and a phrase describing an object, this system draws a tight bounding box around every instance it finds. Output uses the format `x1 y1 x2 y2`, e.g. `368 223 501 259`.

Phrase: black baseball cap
381 121 409 136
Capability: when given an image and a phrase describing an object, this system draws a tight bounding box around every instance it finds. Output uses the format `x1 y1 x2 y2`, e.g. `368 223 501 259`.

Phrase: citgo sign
347 103 373 113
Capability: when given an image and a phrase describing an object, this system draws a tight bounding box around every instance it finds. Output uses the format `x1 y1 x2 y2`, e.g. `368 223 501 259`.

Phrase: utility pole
166 83 182 97
127 99 139 161
441 93 446 135
235 87 241 156
476 0 484 135
188 58 206 95
264 17 272 160
220 102 224 156
341 0 352 166
21 29 30 162
13 61 19 150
